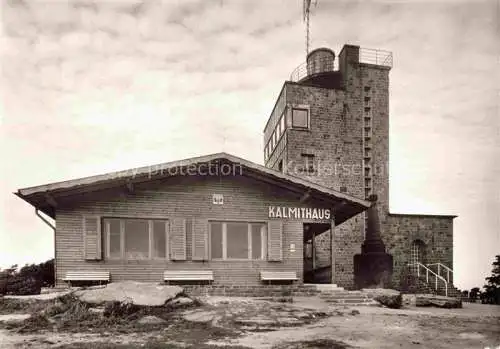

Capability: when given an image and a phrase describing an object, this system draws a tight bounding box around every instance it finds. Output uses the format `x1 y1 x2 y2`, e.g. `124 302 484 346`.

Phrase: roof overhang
15 152 370 224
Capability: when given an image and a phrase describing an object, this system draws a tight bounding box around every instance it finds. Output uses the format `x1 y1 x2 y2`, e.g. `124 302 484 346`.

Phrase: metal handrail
426 263 453 283
290 56 336 82
408 262 448 297
290 48 392 82
359 47 393 68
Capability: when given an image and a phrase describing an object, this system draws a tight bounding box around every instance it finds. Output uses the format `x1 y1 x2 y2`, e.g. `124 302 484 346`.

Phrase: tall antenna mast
303 0 317 56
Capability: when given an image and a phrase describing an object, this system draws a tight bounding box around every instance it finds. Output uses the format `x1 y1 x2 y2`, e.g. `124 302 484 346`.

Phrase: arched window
411 239 426 265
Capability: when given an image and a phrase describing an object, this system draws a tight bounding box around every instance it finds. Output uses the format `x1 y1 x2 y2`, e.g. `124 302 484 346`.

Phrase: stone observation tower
263 44 456 291
263 44 393 288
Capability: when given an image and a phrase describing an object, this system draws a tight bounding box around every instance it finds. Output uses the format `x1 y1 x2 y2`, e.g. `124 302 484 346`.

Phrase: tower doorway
410 239 427 276
410 239 426 265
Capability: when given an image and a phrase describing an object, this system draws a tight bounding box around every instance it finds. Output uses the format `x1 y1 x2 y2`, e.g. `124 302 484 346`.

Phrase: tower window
292 108 309 129
301 153 315 173
278 160 283 172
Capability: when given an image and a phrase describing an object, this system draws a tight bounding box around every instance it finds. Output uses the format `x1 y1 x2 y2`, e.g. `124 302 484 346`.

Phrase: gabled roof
15 152 370 224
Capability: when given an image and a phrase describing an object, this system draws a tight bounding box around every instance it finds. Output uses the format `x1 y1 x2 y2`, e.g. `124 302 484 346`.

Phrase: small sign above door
212 194 224 205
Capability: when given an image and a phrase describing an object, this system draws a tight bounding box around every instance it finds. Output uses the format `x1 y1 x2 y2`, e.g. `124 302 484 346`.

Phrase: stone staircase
436 283 462 298
310 284 378 306
402 263 461 298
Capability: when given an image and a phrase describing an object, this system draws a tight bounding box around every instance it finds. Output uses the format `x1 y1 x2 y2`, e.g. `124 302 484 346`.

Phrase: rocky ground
0 283 499 349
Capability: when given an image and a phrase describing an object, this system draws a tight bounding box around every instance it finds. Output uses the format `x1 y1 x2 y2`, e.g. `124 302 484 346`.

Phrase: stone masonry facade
263 44 455 289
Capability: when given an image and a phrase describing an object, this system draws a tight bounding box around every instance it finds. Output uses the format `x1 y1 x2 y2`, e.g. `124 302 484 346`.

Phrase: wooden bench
163 270 214 284
62 271 110 286
260 271 298 284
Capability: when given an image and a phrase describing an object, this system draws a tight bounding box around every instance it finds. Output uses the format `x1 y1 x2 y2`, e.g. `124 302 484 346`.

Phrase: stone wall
183 284 320 297
383 213 455 288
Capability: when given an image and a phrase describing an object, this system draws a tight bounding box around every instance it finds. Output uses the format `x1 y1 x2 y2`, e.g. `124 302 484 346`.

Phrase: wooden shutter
267 221 283 261
170 218 186 260
192 219 208 261
83 216 102 260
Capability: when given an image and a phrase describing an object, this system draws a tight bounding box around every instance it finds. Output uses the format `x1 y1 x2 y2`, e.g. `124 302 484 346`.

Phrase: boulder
235 317 276 326
137 315 166 325
89 307 104 314
168 297 194 308
0 314 31 323
74 281 183 306
374 293 402 309
402 294 416 306
364 288 402 309
183 310 217 323
416 294 462 308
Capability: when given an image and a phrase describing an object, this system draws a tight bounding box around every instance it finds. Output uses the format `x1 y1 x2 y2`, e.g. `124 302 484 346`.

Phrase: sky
0 0 499 291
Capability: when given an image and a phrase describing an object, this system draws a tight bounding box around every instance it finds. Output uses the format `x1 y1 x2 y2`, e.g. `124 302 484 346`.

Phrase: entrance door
303 223 332 284
303 236 314 283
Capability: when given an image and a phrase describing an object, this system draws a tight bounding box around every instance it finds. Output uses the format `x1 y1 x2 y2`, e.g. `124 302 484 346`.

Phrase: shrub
104 301 143 319
0 259 54 296
482 255 500 305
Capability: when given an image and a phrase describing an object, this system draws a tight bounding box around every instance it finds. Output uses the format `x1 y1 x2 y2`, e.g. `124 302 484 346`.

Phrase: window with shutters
209 221 267 260
103 218 168 260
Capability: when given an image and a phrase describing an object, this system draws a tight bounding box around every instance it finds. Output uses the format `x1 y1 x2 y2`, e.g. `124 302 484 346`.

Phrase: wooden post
330 208 336 284
312 230 316 270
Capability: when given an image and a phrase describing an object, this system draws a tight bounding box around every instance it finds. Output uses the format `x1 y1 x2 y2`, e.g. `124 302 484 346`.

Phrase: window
108 219 121 259
209 221 267 260
276 120 281 138
210 222 223 259
278 159 283 172
152 221 167 258
292 108 309 128
104 218 168 260
226 222 248 259
301 153 315 173
124 219 149 259
250 223 264 259
280 115 285 134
